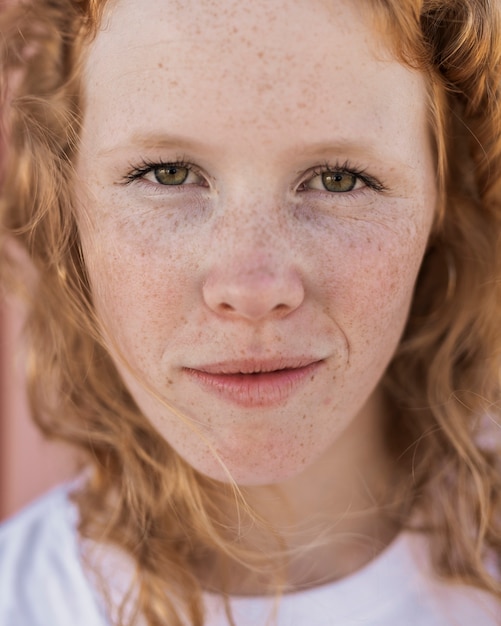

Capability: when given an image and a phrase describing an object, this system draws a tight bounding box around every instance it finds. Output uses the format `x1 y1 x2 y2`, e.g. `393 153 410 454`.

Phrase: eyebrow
295 139 406 164
95 133 209 158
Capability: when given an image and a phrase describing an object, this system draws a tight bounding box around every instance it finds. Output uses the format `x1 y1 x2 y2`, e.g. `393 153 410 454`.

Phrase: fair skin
76 0 436 590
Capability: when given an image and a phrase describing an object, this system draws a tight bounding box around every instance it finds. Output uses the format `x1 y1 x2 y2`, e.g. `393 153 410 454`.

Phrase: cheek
318 221 429 359
326 228 425 304
81 228 194 370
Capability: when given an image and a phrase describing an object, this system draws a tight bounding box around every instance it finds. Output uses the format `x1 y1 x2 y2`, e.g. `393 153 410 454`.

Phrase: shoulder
0 483 109 626
398 533 500 626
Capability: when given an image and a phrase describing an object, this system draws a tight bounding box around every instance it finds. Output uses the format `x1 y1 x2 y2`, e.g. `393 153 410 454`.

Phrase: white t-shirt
0 484 499 626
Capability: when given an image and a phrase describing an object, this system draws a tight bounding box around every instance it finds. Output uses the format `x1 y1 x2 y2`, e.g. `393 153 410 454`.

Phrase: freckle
158 62 164 69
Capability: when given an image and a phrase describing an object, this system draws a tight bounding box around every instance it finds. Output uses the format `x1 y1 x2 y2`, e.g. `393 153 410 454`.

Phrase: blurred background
0 0 76 522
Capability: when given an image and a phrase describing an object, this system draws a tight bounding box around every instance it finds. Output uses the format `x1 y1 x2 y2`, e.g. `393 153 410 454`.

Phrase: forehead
81 0 428 157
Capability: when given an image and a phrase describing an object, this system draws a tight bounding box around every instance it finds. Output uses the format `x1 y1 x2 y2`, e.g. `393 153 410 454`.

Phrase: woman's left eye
305 170 364 193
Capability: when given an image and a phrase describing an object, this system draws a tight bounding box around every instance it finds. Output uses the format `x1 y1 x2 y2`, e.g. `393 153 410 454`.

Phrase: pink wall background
0 295 77 521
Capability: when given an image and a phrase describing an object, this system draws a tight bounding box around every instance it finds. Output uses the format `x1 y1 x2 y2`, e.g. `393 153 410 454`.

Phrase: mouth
183 358 323 408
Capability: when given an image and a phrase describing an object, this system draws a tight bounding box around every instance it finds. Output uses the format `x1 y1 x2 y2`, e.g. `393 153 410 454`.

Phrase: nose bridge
202 193 305 321
213 187 292 265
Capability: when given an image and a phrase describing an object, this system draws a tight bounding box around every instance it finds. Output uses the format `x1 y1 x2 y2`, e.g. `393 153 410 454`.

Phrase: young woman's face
76 0 436 485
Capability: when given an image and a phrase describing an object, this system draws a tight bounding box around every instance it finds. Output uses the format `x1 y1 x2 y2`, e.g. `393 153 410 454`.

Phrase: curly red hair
1 1 500 624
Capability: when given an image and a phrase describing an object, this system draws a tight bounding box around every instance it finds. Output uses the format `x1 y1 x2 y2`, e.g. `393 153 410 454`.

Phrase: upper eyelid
122 159 207 185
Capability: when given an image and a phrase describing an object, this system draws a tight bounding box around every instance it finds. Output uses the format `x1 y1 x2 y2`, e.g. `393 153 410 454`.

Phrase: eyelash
122 158 386 194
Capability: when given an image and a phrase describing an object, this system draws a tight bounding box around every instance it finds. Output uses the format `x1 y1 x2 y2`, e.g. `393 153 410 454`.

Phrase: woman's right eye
124 161 205 187
143 164 202 186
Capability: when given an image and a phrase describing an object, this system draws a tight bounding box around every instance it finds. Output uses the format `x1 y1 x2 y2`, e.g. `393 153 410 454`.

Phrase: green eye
153 165 189 185
321 171 357 193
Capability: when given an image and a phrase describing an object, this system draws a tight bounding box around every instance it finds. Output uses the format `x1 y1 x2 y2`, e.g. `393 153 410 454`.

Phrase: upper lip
186 357 322 375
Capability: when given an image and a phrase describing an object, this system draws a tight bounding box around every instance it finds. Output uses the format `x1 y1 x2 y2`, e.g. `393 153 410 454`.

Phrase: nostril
219 302 235 312
273 303 289 313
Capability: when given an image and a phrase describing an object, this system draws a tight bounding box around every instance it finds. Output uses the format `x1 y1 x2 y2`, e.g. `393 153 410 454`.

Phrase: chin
178 438 320 487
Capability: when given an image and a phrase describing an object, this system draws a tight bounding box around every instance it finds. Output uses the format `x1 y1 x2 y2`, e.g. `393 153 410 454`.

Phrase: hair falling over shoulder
1 1 501 624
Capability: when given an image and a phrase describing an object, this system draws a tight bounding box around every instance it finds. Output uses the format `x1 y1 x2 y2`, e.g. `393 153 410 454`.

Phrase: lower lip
183 362 323 408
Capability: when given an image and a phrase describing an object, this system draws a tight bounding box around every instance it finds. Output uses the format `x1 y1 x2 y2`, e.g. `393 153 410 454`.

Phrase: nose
203 260 305 321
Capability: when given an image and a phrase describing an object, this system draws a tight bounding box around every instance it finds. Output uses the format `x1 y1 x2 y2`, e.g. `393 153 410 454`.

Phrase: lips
183 358 323 407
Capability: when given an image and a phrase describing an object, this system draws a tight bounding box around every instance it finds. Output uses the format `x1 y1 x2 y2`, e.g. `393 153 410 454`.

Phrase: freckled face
76 0 436 485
